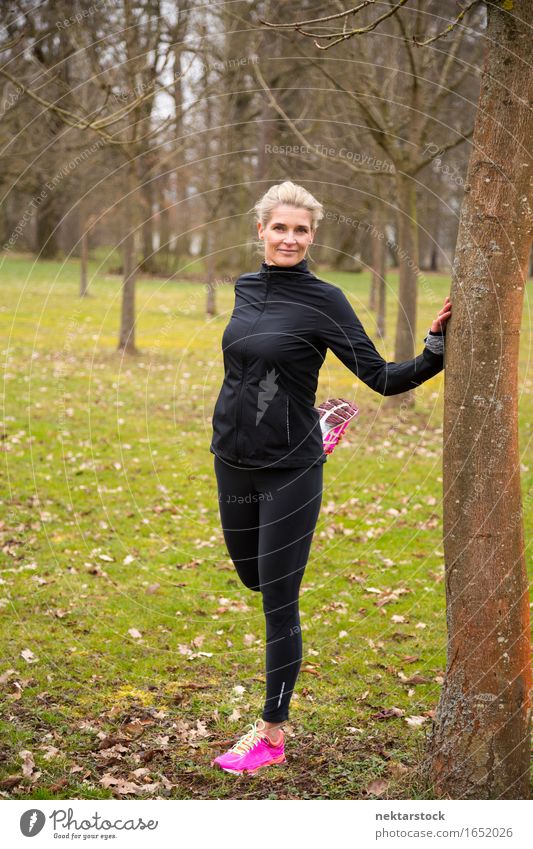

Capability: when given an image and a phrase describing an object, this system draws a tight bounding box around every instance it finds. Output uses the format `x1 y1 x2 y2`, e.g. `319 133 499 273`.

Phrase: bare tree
259 0 533 800
424 1 533 799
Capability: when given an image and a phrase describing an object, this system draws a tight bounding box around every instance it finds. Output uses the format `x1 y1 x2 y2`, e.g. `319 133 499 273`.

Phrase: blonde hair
253 181 324 231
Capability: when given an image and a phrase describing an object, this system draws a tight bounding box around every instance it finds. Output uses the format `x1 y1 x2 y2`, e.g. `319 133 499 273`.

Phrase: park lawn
0 253 531 800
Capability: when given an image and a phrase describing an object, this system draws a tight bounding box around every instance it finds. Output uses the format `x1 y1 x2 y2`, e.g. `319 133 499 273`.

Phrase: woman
209 181 451 775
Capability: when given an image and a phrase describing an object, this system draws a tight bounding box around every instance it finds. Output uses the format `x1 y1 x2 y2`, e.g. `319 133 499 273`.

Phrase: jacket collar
261 257 309 275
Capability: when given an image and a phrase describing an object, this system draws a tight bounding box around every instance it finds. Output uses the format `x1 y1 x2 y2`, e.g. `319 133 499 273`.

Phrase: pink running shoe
315 398 359 454
211 719 286 775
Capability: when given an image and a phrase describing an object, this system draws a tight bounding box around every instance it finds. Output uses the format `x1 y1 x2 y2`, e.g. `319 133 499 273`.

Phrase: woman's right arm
318 287 445 397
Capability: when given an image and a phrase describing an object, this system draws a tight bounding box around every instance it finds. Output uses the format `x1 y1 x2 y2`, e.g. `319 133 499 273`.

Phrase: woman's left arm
319 289 452 397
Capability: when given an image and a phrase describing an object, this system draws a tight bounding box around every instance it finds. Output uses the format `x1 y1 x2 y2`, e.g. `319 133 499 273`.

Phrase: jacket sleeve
318 287 445 397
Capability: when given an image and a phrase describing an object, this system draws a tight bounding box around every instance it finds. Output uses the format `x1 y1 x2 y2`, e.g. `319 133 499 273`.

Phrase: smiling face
257 205 314 267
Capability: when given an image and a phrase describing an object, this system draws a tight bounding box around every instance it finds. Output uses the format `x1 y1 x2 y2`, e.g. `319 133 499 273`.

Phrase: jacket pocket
252 379 292 455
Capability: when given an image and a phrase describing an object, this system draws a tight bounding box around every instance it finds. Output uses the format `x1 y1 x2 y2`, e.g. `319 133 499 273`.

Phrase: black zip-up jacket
210 258 445 469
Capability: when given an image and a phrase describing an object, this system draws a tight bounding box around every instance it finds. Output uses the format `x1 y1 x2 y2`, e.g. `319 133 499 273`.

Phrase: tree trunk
377 271 386 341
35 193 61 259
118 165 138 354
425 0 533 800
140 177 155 273
80 223 89 298
387 171 419 407
205 226 216 317
172 38 188 266
371 205 387 337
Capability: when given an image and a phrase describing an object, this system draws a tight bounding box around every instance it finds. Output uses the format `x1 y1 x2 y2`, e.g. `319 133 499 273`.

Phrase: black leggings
214 455 323 723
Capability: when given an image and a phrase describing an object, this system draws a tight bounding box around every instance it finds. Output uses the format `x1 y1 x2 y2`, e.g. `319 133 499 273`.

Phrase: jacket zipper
233 272 271 459
286 395 290 446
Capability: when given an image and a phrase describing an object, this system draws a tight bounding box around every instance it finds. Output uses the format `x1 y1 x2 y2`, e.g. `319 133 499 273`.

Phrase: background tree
256 0 480 406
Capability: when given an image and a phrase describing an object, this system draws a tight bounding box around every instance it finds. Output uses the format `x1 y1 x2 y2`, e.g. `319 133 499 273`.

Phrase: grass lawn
1 252 531 800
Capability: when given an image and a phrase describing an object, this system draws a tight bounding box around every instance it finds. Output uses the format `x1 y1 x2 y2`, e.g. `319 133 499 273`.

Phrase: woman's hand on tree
430 295 452 333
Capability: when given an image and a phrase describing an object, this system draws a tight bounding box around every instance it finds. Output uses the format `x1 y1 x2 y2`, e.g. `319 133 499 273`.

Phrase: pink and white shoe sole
315 398 359 454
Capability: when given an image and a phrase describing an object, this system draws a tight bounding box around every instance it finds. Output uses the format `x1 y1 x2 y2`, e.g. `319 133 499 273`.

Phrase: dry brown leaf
130 767 150 779
364 778 389 796
388 761 411 777
122 721 150 739
41 746 60 761
0 668 16 685
403 673 432 685
99 774 160 795
371 707 405 720
0 775 22 789
19 750 35 777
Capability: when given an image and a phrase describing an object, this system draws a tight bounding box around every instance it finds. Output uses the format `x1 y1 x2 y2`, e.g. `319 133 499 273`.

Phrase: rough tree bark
425 0 533 800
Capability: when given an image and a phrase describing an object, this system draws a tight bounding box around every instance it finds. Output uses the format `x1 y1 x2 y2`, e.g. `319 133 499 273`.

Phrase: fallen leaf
364 778 389 796
21 648 37 664
0 669 16 685
99 774 160 795
405 715 428 727
0 775 22 789
371 707 405 720
387 761 411 777
122 722 149 739
20 750 35 777
128 628 142 639
403 673 432 685
41 746 60 761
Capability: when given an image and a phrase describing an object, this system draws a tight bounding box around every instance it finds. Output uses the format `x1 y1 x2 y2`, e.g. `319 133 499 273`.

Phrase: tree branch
412 0 484 46
259 0 411 50
251 61 394 177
